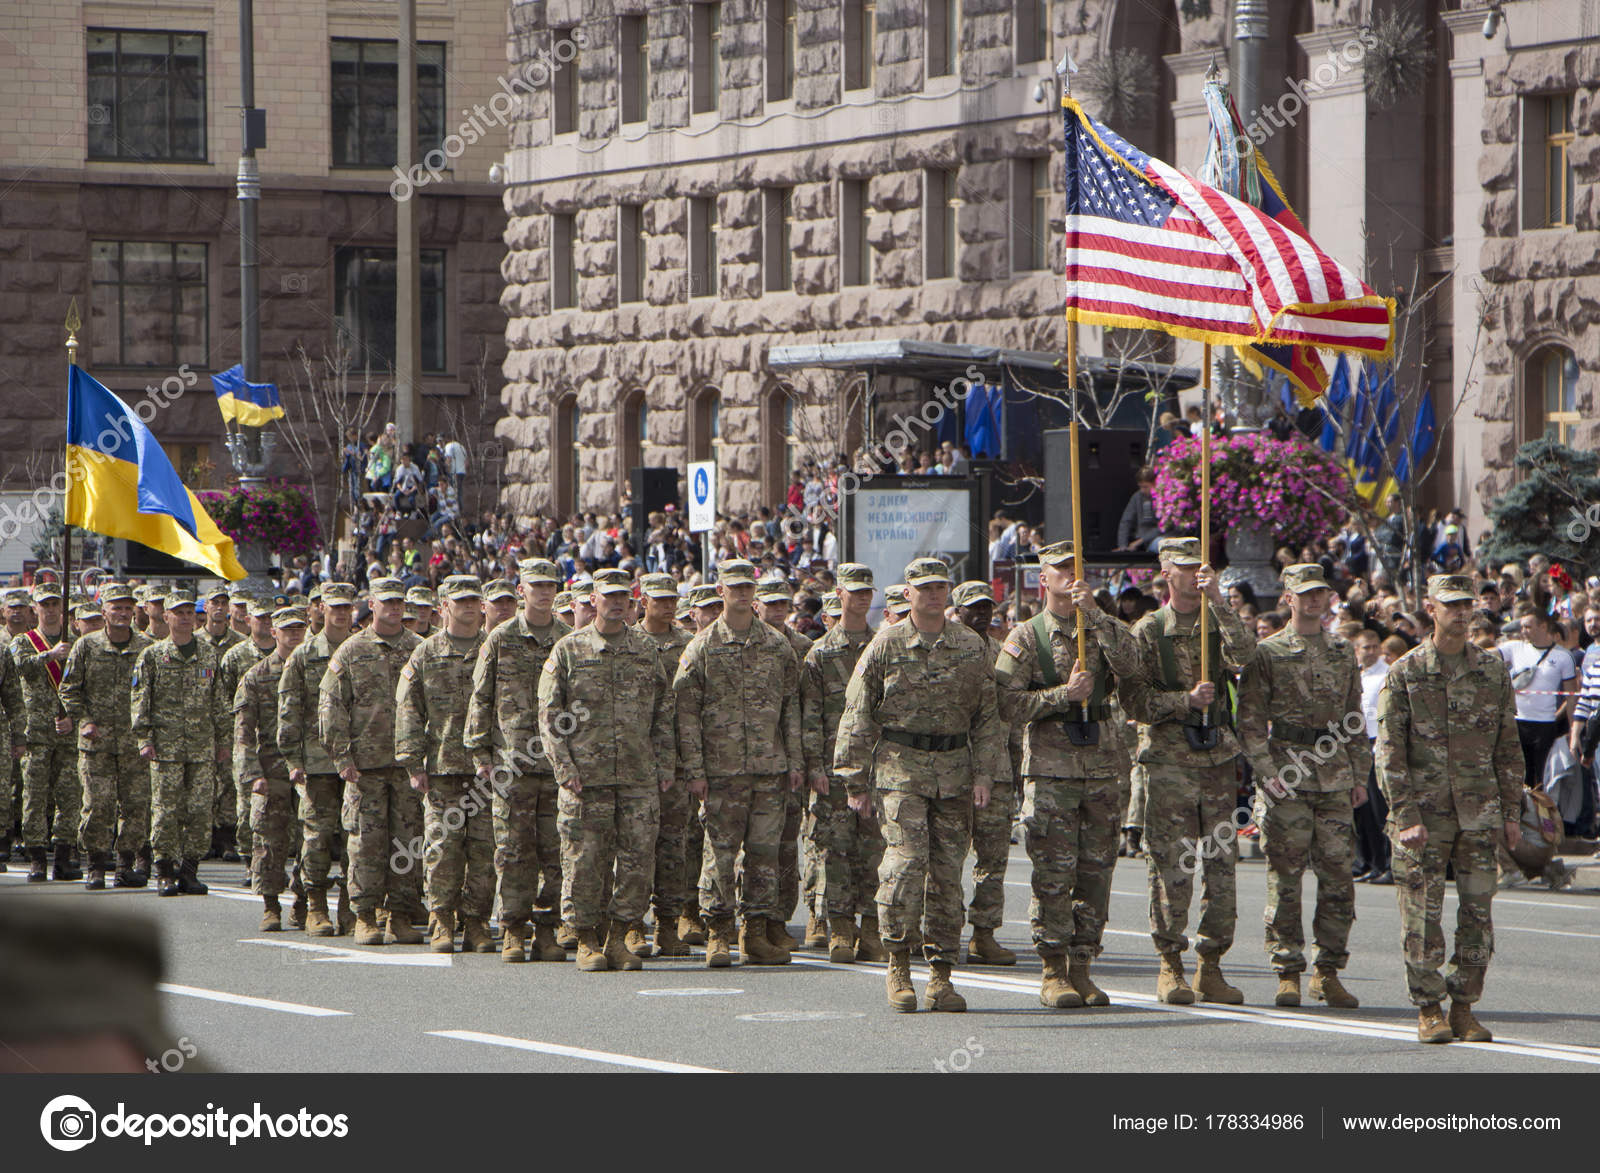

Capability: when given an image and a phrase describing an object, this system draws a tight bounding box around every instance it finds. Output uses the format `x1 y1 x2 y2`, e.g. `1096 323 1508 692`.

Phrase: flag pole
59 301 80 713
1199 342 1212 734
1067 320 1088 709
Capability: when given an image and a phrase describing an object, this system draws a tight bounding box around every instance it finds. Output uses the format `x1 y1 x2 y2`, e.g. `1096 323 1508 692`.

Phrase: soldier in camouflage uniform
756 579 815 952
483 578 518 630
398 576 493 954
12 582 82 883
882 585 910 622
1117 538 1256 1005
1377 573 1524 1045
554 590 574 627
237 607 307 930
674 559 805 968
132 589 227 897
0 595 23 870
199 584 244 864
540 567 675 972
636 572 694 957
1236 564 1369 1010
678 582 721 944
278 582 359 936
306 584 325 636
834 558 1009 1013
218 600 275 867
465 559 571 963
569 580 595 629
60 583 153 889
318 577 424 945
403 586 437 637
800 563 886 964
687 582 722 631
993 545 1135 1008
199 586 245 658
140 589 169 641
229 591 251 637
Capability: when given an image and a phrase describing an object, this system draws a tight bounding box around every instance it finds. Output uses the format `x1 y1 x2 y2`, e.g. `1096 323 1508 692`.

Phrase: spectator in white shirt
1498 606 1578 791
1352 629 1391 882
443 438 468 500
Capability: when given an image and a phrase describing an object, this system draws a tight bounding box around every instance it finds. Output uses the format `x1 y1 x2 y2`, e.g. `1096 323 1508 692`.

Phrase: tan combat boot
305 888 334 937
385 908 424 945
626 920 654 959
335 881 356 936
1039 953 1082 1009
804 914 828 949
555 921 579 950
1192 958 1245 1004
462 917 496 954
532 922 568 962
288 889 307 931
575 926 609 972
654 917 690 957
741 917 791 966
705 917 735 968
885 950 918 1012
966 926 1017 966
260 895 283 933
827 916 858 964
1067 956 1111 1007
1156 953 1195 1004
1275 973 1302 1007
767 918 800 952
605 919 644 971
501 916 528 962
1310 965 1359 1008
855 915 888 963
353 909 386 946
923 960 967 1012
679 911 707 946
1448 1001 1492 1042
430 910 457 954
1417 1002 1453 1043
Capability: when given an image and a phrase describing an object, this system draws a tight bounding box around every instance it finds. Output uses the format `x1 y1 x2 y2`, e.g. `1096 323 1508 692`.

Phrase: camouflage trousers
1259 787 1356 974
1143 759 1238 960
800 804 821 916
249 768 296 897
492 771 562 926
298 774 347 890
699 774 785 921
1 755 12 837
559 784 659 928
1390 816 1497 1007
810 782 885 919
423 775 495 919
682 807 705 919
652 779 691 922
22 743 79 850
234 765 255 857
79 746 149 856
1126 763 1147 829
150 758 216 862
777 787 805 921
343 767 424 917
876 789 973 965
968 778 1016 930
1021 775 1120 961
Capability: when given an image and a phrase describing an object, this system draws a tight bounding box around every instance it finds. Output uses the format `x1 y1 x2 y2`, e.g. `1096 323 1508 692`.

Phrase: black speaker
1042 429 1148 555
118 538 209 578
631 466 678 554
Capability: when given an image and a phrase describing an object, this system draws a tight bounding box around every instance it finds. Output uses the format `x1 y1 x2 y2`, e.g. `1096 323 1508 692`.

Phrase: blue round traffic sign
693 467 709 503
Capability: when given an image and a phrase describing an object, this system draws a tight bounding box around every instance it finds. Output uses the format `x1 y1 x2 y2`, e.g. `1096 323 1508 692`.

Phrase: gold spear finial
65 298 82 366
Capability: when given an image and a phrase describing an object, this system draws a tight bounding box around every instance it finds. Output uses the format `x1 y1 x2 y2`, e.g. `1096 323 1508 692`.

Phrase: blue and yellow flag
211 364 284 427
66 366 247 580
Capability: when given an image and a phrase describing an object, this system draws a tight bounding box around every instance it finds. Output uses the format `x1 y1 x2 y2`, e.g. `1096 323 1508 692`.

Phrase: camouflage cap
370 577 406 602
1282 563 1330 594
1 588 31 608
248 597 274 618
518 559 561 585
951 580 996 607
822 594 843 617
483 578 517 601
904 557 951 587
441 575 483 600
229 591 253 607
1037 540 1076 567
884 584 910 613
403 603 419 617
756 579 792 604
98 581 135 604
406 586 436 607
205 585 231 601
675 598 693 621
30 581 63 602
74 600 103 618
323 582 357 606
307 583 323 602
593 568 632 595
553 591 574 612
163 588 196 610
1157 537 1203 567
569 579 595 600
272 606 308 628
1427 573 1475 604
837 562 874 591
717 559 757 585
640 573 679 599
689 584 723 608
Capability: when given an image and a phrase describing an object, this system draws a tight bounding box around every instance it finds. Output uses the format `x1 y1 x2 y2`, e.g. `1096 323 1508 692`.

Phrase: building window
689 196 719 298
692 3 721 115
86 29 206 162
763 187 792 292
691 387 721 468
767 0 795 102
763 386 797 505
333 246 446 374
1544 93 1575 228
619 204 645 303
844 0 874 92
1535 347 1580 445
1012 156 1050 272
620 15 648 125
840 178 871 287
925 169 958 280
90 241 207 368
552 28 579 134
551 213 577 309
554 396 580 514
927 0 957 79
331 39 445 168
1015 0 1047 65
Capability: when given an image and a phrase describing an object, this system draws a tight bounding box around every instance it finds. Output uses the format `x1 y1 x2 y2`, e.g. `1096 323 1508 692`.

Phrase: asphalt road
7 847 1599 1074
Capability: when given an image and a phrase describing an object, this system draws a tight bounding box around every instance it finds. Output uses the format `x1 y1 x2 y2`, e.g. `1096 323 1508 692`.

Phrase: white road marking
158 982 350 1017
638 987 745 997
736 1010 866 1022
240 937 453 967
430 1029 725 1073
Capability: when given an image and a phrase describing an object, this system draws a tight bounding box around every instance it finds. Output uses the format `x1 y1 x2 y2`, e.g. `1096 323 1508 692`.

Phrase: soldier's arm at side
832 644 884 798
1342 654 1375 784
778 640 802 776
235 674 262 787
59 641 88 725
1490 658 1524 818
648 650 675 791
1374 673 1417 829
799 648 826 778
130 647 155 755
1233 647 1278 781
970 659 1009 788
672 643 708 784
276 651 306 773
317 655 355 777
393 645 429 772
535 646 578 789
1213 604 1257 671
463 634 497 771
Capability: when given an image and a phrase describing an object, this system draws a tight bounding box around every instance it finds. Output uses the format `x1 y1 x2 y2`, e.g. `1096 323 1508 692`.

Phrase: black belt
882 729 968 752
1269 720 1323 747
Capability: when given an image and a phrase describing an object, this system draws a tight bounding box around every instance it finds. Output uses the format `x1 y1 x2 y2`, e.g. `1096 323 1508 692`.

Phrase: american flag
1061 98 1394 361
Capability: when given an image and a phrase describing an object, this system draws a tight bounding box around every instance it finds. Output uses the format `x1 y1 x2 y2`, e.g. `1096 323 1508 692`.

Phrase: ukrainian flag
211 364 285 427
66 365 247 580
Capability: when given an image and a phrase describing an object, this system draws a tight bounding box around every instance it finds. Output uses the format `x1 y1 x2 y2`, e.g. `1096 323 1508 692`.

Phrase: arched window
690 385 720 467
553 394 580 515
1529 345 1580 446
620 388 647 492
762 384 796 506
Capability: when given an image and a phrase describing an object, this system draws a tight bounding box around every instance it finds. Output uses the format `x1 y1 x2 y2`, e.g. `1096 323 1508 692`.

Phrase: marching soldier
539 567 674 972
60 583 153 889
756 579 815 951
800 562 886 964
1377 573 1524 1044
1235 564 1369 1010
11 581 81 883
0 594 23 869
635 572 694 957
198 587 243 859
483 579 518 629
318 577 423 945
141 589 170 641
674 558 805 968
218 599 275 867
199 586 245 657
307 584 325 635
464 559 571 963
237 607 307 930
882 585 910 622
404 586 437 637
688 583 722 631
229 591 251 637
131 589 228 897
554 590 575 627
570 580 595 629
397 576 493 954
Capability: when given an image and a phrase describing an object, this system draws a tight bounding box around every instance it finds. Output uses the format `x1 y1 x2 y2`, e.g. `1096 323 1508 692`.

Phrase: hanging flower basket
197 483 322 560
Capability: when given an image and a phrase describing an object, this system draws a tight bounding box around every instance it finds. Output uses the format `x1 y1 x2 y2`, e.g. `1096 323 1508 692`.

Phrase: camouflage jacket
131 637 226 762
673 616 802 782
833 618 1008 799
1117 602 1255 767
318 626 421 773
463 612 570 775
1375 639 1522 833
1236 626 1372 793
538 624 674 792
396 628 486 776
198 624 244 660
983 631 1025 785
0 644 22 750
9 627 75 746
218 639 272 741
800 624 874 777
276 630 350 777
235 649 290 783
59 629 154 754
639 623 692 778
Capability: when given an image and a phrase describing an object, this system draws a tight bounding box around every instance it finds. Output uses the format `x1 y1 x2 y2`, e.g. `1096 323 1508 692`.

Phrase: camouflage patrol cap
884 584 910 613
1427 573 1475 604
951 580 996 608
518 559 561 585
640 573 679 599
554 591 574 612
1282 563 1330 594
837 563 874 591
308 583 323 602
904 557 951 587
1036 540 1076 567
406 586 435 607
248 597 274 618
822 594 843 617
756 579 792 604
322 583 357 606
98 581 135 604
1157 537 1202 567
717 559 757 585
675 598 692 621
205 585 230 601
441 575 483 600
483 578 517 600
229 591 252 607
272 606 308 628
30 581 63 602
569 579 595 600
74 600 103 618
2 588 31 608
689 584 722 608
593 568 633 595
370 577 406 602
163 588 196 610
